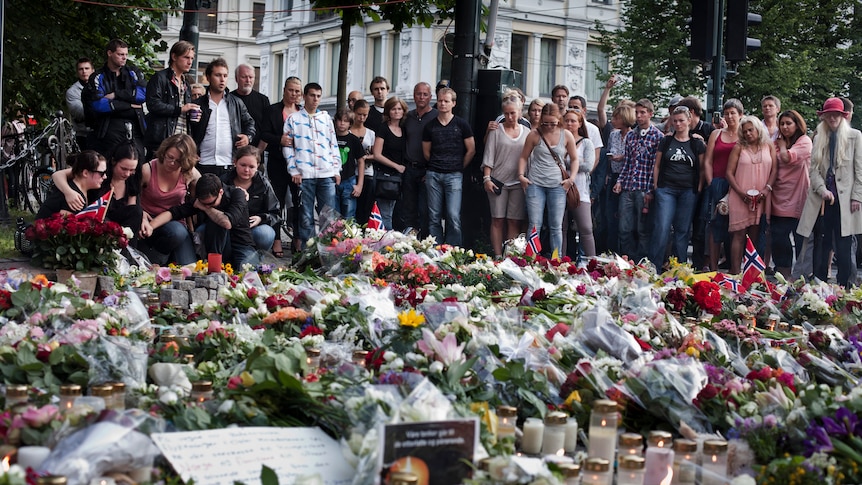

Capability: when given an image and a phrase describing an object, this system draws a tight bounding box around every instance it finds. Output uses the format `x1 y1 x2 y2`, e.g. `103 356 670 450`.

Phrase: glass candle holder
59 384 82 411
564 417 579 454
34 476 67 485
580 457 610 485
496 405 517 454
5 384 28 409
558 463 580 485
643 431 674 485
305 348 321 375
618 455 646 485
542 412 568 456
671 439 697 485
107 382 126 410
521 417 544 455
190 381 214 403
388 471 418 485
701 440 728 485
89 384 113 401
352 350 369 368
619 432 644 458
587 399 618 466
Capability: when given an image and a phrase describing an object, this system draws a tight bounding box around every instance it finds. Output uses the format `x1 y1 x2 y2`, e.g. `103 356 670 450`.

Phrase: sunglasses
541 121 558 127
92 170 107 177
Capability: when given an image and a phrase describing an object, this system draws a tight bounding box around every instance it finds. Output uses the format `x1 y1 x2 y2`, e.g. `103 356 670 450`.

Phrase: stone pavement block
160 288 189 309
174 280 196 292
190 288 208 307
97 276 115 293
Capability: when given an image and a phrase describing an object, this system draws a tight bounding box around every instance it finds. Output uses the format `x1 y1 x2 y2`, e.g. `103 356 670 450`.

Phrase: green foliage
3 0 180 122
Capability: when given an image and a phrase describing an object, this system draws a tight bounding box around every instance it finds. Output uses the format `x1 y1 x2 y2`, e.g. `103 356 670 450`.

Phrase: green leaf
492 367 511 381
260 465 279 485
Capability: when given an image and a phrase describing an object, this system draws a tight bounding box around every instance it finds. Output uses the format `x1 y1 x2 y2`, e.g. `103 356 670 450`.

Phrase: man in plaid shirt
612 99 663 262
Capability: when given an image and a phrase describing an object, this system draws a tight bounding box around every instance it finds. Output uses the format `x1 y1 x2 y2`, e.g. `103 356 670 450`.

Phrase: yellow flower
685 347 700 358
224 263 234 275
564 390 581 407
195 260 206 273
240 371 255 387
349 244 363 256
398 309 425 328
31 274 49 287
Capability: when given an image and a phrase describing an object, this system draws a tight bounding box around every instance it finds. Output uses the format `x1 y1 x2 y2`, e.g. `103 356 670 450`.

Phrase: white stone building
254 0 621 109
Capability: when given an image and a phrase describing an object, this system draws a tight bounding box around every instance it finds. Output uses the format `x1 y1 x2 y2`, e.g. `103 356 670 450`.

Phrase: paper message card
152 426 354 485
380 419 478 485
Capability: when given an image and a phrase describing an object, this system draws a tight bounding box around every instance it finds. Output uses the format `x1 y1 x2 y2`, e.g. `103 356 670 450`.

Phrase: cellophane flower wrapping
81 335 148 390
38 409 164 485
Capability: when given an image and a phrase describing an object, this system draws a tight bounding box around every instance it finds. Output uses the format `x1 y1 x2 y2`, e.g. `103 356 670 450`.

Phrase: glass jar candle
643 431 674 485
190 381 213 403
766 314 780 331
352 350 369 368
34 476 67 485
617 455 646 485
521 417 544 455
701 440 728 485
5 384 28 409
542 412 568 455
183 354 195 365
564 417 579 454
59 384 82 410
496 405 517 454
587 399 618 466
89 384 113 402
580 458 610 485
619 432 644 458
305 348 321 374
671 439 697 485
107 382 126 410
388 472 418 485
559 463 580 485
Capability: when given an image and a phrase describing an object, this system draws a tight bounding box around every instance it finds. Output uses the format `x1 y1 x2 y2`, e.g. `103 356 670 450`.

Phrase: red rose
546 323 570 341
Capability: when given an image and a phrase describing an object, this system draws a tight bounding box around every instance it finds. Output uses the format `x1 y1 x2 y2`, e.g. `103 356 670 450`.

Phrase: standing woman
797 98 862 287
517 103 579 256
649 106 706 268
482 98 528 258
605 104 635 254
352 99 376 223
526 99 545 129
371 96 407 229
725 115 777 274
770 110 811 278
703 98 743 270
221 145 281 253
561 108 596 257
37 151 108 220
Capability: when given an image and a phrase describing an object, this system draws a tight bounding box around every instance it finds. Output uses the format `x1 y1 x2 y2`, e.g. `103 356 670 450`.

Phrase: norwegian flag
77 189 112 222
713 272 741 292
367 201 384 230
525 226 542 257
741 235 766 289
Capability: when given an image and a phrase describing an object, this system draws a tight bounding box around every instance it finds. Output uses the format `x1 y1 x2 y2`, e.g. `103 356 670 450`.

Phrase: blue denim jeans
150 220 196 265
336 175 358 220
814 202 856 287
618 190 651 262
770 216 802 269
604 173 621 254
251 224 277 251
526 184 566 256
649 187 698 267
425 170 463 246
376 198 396 230
299 176 337 249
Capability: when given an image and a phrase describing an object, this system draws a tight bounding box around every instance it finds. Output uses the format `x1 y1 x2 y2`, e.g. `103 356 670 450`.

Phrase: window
330 41 341 95
390 33 400 92
199 0 219 33
592 0 612 4
277 0 293 17
275 53 285 96
252 3 265 37
314 8 337 21
370 37 382 87
306 45 320 84
437 33 455 85
510 34 528 88
539 38 557 96
196 62 209 85
586 44 609 102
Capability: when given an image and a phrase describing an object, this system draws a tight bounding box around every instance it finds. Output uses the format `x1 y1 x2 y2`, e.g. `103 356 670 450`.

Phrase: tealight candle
701 440 728 485
580 457 610 485
58 384 81 411
352 350 369 368
542 412 568 456
619 432 644 458
497 405 517 454
617 455 646 485
587 399 618 466
305 348 321 374
17 446 50 470
4 385 28 409
671 439 697 485
643 431 674 485
107 382 125 411
190 381 213 403
521 417 544 455
558 463 580 485
563 417 578 454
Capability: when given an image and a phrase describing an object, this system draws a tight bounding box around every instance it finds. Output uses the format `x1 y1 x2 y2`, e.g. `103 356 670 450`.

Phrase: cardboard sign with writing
152 426 354 485
380 419 478 485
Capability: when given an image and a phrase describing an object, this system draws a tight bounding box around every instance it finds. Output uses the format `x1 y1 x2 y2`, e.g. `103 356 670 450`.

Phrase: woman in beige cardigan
796 97 862 287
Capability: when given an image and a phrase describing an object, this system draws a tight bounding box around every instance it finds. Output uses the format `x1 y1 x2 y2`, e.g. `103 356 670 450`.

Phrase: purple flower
804 425 834 456
821 407 860 437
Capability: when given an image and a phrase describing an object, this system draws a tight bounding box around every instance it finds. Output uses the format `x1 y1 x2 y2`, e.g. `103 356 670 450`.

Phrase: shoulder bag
540 133 580 210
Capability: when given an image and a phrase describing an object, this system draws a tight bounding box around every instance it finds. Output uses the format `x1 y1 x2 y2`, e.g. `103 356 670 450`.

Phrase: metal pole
708 0 726 117
179 0 200 81
0 0 11 226
450 0 480 125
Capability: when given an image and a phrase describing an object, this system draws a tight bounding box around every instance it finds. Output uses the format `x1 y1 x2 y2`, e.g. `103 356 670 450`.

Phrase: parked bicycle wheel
30 166 54 210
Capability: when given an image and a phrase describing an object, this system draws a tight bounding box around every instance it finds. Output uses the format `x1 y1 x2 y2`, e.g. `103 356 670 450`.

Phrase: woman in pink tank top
703 99 743 271
138 134 201 265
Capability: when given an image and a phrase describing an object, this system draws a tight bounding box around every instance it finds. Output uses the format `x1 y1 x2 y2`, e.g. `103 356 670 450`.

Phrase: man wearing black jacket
144 41 198 157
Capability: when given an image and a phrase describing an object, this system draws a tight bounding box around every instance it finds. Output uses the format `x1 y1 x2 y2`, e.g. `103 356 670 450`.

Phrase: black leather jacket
220 170 282 228
144 68 191 151
190 89 256 153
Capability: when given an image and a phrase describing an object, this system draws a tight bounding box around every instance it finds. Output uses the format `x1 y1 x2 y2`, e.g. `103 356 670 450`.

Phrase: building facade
255 0 621 109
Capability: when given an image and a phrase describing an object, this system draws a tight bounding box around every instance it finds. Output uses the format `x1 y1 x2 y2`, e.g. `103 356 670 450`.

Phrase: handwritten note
152 427 354 485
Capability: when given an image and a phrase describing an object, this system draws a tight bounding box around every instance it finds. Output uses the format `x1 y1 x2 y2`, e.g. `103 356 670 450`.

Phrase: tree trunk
337 17 352 110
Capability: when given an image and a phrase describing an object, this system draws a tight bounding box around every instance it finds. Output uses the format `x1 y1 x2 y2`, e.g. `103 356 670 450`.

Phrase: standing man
83 38 147 160
422 87 475 246
551 84 570 112
394 81 437 235
347 90 364 111
761 95 780 141
283 82 341 249
190 58 256 177
612 99 663 262
65 57 93 150
365 76 389 133
144 40 198 157
231 64 270 147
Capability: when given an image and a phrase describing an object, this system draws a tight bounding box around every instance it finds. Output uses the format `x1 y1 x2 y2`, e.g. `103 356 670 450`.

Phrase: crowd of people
40 38 862 286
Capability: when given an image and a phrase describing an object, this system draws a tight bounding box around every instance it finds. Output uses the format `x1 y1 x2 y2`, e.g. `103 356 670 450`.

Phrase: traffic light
688 0 716 62
725 0 761 62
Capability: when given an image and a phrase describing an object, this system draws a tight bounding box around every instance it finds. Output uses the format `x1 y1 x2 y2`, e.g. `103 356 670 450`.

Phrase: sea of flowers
1 217 862 485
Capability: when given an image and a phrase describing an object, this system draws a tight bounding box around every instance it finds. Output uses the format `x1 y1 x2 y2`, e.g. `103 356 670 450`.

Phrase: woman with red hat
796 97 862 287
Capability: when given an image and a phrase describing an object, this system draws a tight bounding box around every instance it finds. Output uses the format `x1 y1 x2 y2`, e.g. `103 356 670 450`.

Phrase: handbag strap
540 132 570 180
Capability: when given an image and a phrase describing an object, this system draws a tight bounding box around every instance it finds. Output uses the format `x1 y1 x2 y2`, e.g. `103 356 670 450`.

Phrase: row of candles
494 399 729 485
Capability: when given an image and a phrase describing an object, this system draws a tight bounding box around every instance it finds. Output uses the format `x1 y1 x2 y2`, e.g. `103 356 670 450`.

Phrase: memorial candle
521 417 544 455
497 405 517 454
701 440 728 485
58 384 81 411
581 458 610 485
587 400 618 466
563 417 579 454
558 463 580 485
617 455 646 485
619 432 644 458
542 412 568 456
643 431 674 485
671 439 697 485
17 446 50 470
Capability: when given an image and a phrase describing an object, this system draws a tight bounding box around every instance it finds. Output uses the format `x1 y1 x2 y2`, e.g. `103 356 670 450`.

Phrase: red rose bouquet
25 213 128 271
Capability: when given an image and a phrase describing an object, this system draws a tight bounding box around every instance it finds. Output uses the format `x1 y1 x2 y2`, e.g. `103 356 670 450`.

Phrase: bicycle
0 111 78 214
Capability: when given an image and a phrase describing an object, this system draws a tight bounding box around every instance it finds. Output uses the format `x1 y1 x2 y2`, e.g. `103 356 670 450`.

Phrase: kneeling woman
37 150 108 220
220 145 281 252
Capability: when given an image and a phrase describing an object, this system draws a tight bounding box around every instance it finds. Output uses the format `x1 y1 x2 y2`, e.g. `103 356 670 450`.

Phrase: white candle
586 424 617 465
563 418 578 453
542 412 567 456
643 447 675 485
521 417 544 454
701 440 728 485
16 446 50 470
88 479 117 485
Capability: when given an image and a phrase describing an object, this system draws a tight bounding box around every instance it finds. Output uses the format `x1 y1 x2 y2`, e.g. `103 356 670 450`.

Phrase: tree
594 0 860 127
3 0 180 122
311 0 456 109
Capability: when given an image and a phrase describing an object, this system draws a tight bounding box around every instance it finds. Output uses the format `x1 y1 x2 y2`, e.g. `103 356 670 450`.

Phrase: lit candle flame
659 465 674 485
2 455 9 472
600 419 606 427
711 454 718 463
556 448 565 456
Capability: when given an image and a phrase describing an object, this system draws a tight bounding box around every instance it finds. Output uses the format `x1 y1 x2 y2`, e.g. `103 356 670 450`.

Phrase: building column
529 33 542 98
